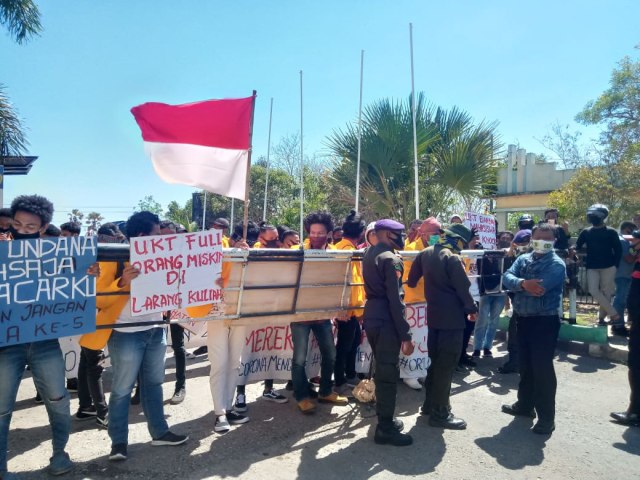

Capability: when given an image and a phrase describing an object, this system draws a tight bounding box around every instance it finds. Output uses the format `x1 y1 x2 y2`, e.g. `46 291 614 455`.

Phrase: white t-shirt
114 298 163 333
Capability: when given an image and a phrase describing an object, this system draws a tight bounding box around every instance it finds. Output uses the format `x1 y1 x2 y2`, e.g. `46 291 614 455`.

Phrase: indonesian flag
131 95 255 200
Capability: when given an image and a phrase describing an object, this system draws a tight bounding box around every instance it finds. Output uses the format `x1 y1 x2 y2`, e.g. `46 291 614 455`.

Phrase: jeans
206 320 245 416
291 321 336 401
613 277 632 325
627 277 640 414
77 347 108 417
474 295 506 351
170 323 186 392
334 316 360 386
0 340 70 474
587 266 618 319
107 328 169 445
366 323 400 421
516 315 560 424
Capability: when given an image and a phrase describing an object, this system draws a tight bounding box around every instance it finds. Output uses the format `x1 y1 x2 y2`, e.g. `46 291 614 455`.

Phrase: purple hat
374 219 405 231
513 229 532 244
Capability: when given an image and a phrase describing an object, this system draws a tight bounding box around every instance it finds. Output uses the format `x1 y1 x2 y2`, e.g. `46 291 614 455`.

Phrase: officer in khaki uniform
362 219 414 446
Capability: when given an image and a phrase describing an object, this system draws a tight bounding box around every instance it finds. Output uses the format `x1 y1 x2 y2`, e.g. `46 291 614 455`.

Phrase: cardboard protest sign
0 237 97 346
464 211 497 250
130 231 223 316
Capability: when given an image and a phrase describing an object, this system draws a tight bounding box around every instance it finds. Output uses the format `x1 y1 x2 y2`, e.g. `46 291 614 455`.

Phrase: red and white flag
131 95 255 200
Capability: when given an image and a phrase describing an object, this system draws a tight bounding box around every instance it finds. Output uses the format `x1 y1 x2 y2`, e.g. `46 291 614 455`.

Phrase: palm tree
326 93 501 224
0 0 41 44
0 84 27 156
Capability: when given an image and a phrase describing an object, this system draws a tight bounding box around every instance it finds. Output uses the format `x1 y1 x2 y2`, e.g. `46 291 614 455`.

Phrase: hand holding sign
118 265 141 288
401 340 415 356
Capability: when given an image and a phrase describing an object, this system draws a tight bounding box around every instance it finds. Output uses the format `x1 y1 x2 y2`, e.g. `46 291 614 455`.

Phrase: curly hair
44 224 61 237
0 208 11 218
98 222 123 237
10 194 54 226
60 221 81 235
125 211 160 238
303 211 334 234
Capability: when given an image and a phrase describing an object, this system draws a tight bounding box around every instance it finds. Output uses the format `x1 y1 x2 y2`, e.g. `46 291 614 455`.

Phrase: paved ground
6 342 640 480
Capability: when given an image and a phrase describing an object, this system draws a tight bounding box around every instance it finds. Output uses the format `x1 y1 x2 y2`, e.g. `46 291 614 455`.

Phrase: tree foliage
135 195 164 215
0 84 27 156
0 0 41 44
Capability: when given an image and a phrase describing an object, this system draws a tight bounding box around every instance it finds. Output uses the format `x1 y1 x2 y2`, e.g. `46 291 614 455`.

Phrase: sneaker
185 351 197 359
75 406 97 420
214 415 230 433
35 392 43 404
318 392 349 405
234 393 247 412
151 431 189 446
345 376 360 388
309 376 321 387
49 451 73 476
227 411 250 425
298 398 317 414
334 383 354 397
109 443 128 461
460 355 477 367
483 348 493 357
285 380 294 391
96 414 109 429
262 389 288 403
403 378 422 390
171 388 186 405
472 350 481 358
66 378 78 393
193 346 208 356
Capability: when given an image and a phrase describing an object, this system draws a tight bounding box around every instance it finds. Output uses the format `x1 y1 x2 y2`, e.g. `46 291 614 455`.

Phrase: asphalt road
6 342 640 479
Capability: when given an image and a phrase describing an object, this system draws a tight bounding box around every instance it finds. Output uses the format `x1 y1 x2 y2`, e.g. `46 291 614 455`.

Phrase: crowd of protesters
1 194 640 476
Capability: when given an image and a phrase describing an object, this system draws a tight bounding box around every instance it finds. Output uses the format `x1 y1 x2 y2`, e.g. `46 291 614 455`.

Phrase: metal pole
299 70 304 239
202 191 207 230
230 198 235 228
262 97 274 221
409 22 420 219
242 91 258 240
355 50 364 212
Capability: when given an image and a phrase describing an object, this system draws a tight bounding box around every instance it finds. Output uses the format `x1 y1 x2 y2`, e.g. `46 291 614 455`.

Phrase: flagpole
230 198 235 228
299 70 304 239
243 90 258 241
355 49 364 212
202 191 208 230
262 97 274 221
410 22 420 219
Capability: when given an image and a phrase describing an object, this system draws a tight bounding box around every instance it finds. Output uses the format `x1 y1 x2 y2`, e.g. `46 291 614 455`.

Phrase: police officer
362 219 414 446
407 224 478 429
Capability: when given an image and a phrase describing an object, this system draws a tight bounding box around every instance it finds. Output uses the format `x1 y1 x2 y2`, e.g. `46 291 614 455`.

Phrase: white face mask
531 239 554 254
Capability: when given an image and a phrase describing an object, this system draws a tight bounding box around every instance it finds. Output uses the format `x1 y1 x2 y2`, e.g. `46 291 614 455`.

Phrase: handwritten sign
464 211 497 250
0 237 97 346
130 231 223 316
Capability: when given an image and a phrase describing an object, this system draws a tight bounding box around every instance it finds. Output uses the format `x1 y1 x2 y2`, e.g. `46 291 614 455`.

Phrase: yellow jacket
80 261 129 350
333 238 364 316
186 260 232 318
403 239 426 303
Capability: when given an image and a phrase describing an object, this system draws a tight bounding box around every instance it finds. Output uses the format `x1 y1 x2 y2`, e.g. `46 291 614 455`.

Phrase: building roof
0 156 38 175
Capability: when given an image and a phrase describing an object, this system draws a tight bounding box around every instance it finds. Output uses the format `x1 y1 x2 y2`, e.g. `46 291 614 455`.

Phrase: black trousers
424 327 464 416
170 323 187 392
505 312 519 368
335 316 361 386
461 317 476 359
627 277 640 414
77 346 108 417
516 314 560 423
366 323 401 421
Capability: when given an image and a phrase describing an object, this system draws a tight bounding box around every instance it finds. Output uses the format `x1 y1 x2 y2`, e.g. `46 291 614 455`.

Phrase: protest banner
464 211 497 249
0 236 97 346
130 230 223 316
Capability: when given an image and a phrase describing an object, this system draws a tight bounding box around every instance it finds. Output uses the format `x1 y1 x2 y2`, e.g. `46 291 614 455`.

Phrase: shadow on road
612 425 640 456
474 417 547 470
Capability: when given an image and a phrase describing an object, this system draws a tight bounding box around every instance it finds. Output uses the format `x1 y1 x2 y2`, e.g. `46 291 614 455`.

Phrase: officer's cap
374 219 405 232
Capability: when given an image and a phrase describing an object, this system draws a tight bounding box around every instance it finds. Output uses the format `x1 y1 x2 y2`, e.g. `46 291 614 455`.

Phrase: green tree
326 93 500 225
85 211 104 236
0 84 27 156
576 52 640 164
0 0 41 44
135 195 163 215
68 209 84 224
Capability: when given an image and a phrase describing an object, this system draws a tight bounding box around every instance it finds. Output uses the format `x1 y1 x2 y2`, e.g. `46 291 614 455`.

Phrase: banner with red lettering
464 211 497 250
130 231 223 316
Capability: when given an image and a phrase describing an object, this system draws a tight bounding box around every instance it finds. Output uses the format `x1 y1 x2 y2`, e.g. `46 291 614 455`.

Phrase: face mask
389 231 406 250
498 240 512 249
429 234 440 246
516 245 531 254
531 239 554 255
265 240 279 248
9 226 41 240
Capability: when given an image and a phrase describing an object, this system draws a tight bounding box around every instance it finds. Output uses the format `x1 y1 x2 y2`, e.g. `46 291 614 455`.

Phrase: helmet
518 214 535 229
586 204 609 220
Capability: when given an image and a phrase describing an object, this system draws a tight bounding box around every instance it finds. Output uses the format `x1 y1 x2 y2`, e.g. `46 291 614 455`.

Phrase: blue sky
1 1 638 228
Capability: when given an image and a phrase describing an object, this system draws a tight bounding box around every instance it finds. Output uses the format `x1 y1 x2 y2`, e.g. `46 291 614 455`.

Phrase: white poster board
130 231 223 316
464 211 497 250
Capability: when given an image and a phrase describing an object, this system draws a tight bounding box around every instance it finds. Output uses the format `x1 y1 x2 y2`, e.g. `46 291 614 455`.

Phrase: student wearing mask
254 222 280 248
502 224 566 435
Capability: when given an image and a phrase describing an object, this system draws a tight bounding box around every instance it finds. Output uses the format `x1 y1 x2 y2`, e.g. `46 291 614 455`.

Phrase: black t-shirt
576 226 622 269
554 226 570 250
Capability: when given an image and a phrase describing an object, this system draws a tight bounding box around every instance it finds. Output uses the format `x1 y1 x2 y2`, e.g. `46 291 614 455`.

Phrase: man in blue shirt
501 224 566 435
